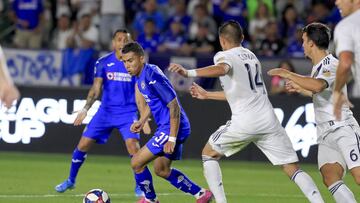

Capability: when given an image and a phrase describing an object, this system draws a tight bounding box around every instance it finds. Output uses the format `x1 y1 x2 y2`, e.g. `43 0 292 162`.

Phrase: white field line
0 192 305 199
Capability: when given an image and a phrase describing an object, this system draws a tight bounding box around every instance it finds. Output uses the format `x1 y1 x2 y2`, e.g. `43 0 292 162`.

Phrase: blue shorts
146 128 190 160
83 109 140 144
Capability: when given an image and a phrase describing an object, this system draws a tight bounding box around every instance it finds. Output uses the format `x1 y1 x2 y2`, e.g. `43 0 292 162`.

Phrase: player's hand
164 140 175 154
333 91 354 121
267 68 290 79
142 121 151 135
0 83 20 109
73 108 87 126
130 120 144 133
285 80 299 93
168 63 188 77
190 82 208 100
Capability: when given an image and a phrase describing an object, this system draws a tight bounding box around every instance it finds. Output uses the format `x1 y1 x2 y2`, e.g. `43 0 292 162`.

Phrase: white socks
291 170 325 203
328 180 357 203
202 155 227 203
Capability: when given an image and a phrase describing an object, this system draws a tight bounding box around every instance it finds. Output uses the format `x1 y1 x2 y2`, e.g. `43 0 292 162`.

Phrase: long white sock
202 155 227 203
328 180 357 203
291 169 324 203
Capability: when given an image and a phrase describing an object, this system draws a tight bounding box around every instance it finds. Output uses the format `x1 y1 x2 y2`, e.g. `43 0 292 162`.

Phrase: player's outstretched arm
268 68 327 94
190 82 226 101
168 63 230 78
164 98 180 154
134 84 151 134
0 46 20 108
73 77 103 126
285 80 313 97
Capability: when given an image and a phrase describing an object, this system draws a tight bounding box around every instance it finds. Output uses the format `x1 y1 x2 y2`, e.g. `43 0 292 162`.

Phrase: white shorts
208 121 299 165
318 124 360 170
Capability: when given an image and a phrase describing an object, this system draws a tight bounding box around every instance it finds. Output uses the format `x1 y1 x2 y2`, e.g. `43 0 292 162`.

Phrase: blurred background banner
1 85 359 163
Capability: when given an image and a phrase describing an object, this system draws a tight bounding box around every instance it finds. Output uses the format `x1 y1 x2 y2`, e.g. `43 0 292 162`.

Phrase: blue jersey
94 52 137 114
137 64 190 136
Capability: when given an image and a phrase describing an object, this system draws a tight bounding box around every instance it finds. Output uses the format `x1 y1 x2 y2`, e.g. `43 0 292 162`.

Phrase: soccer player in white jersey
269 22 360 203
0 44 19 108
169 20 324 203
333 0 360 120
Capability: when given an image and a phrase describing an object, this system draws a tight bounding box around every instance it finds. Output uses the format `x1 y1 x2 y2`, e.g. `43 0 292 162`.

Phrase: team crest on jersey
107 72 114 80
323 69 331 77
141 81 146 89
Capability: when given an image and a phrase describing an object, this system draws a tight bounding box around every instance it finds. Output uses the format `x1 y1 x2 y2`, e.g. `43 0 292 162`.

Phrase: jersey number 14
244 63 266 94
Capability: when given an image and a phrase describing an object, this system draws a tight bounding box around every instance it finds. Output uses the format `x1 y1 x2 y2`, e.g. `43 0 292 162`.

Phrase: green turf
0 152 358 203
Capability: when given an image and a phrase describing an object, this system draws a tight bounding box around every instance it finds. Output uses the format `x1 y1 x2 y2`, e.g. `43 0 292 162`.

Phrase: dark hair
122 42 145 56
302 22 331 50
218 20 243 44
112 29 129 39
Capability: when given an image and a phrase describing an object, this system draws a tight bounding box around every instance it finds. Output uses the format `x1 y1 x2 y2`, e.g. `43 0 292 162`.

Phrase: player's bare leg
202 142 226 203
282 163 324 203
320 163 357 203
350 166 360 185
125 138 143 197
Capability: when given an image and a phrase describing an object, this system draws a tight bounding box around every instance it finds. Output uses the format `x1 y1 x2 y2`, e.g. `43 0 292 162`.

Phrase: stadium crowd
0 0 341 57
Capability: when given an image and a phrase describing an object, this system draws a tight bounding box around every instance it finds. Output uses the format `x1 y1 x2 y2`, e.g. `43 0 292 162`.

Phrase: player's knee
352 173 360 185
201 143 222 160
322 173 341 187
154 166 170 178
125 139 140 155
131 158 143 173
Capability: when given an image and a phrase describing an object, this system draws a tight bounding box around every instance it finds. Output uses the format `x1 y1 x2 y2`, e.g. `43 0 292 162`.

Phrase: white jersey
311 54 354 124
334 9 360 97
213 47 280 134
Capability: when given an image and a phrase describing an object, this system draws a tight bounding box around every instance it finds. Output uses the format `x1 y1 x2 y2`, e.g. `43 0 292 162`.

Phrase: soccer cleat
55 179 75 193
135 184 144 197
137 197 160 203
196 190 213 203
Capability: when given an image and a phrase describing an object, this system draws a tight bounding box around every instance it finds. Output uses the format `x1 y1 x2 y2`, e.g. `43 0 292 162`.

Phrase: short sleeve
213 51 233 68
147 66 177 104
334 23 354 56
316 60 338 89
94 60 104 78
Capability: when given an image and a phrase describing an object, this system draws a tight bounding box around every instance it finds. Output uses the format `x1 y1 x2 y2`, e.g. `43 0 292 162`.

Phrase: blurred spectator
286 26 304 57
307 2 341 28
215 0 248 28
99 0 125 50
180 21 215 56
166 0 191 32
278 4 303 43
270 60 296 95
187 0 212 16
0 0 13 44
67 12 99 49
258 21 284 56
10 0 44 49
137 18 161 53
249 2 272 43
246 0 274 20
188 4 217 39
132 0 165 37
51 12 73 50
157 20 186 54
276 0 309 18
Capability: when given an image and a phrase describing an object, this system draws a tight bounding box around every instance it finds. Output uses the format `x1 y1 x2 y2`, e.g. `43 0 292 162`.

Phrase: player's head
121 42 145 76
335 0 360 17
218 20 244 50
301 22 331 58
112 29 132 52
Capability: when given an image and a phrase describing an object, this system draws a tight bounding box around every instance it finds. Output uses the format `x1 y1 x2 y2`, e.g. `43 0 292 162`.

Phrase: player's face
122 52 144 76
112 32 130 51
302 33 312 58
335 0 354 17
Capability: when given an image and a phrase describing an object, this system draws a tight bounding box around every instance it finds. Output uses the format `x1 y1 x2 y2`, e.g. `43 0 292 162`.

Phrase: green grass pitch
0 152 358 203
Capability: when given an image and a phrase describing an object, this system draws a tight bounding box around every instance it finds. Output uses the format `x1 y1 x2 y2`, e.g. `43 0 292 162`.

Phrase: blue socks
166 168 201 195
135 166 157 200
68 148 87 183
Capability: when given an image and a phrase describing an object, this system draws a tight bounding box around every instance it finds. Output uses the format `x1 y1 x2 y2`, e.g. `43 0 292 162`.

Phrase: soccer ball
83 189 111 203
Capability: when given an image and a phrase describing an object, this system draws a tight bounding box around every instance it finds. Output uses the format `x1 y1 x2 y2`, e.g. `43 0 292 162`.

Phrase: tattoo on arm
84 78 102 110
168 99 180 118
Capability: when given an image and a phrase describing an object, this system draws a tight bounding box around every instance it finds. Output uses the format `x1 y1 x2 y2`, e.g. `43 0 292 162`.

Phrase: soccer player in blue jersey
121 42 213 203
55 30 150 197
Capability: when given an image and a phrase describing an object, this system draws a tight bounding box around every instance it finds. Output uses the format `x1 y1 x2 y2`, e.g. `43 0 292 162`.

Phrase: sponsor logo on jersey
323 69 331 77
106 72 132 82
149 80 157 85
107 62 115 67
